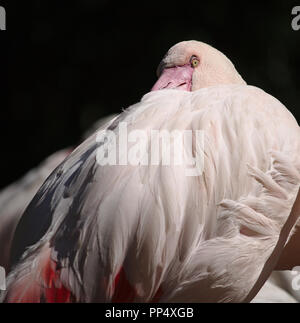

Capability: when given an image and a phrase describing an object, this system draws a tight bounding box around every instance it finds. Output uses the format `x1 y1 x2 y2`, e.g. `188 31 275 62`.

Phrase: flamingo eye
190 56 199 68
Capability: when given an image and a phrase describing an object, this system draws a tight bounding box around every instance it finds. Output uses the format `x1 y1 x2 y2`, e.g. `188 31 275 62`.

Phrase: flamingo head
151 40 246 92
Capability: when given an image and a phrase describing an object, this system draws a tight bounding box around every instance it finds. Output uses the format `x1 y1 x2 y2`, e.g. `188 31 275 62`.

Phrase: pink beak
151 64 194 92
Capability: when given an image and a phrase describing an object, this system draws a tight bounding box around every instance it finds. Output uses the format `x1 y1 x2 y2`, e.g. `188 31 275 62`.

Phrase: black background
0 0 300 189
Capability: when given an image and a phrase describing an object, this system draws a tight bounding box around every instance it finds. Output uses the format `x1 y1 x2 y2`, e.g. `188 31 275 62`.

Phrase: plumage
2 41 300 303
0 149 71 272
0 116 116 273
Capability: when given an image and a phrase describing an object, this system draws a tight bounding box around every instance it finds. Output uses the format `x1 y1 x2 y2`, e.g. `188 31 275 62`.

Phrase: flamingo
1 40 300 303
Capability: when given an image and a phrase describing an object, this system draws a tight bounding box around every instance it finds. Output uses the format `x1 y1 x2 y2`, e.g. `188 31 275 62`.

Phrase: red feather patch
111 267 163 302
5 256 74 303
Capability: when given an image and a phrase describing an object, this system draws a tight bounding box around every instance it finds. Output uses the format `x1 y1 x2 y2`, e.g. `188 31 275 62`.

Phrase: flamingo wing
0 149 71 272
0 116 116 273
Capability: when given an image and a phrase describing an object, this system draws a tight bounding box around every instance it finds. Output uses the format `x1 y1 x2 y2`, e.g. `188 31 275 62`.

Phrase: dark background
0 1 299 189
